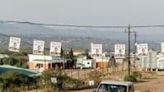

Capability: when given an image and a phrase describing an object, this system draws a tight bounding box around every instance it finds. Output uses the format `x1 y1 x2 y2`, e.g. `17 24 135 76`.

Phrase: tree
2 57 17 66
85 49 92 59
65 48 76 68
0 71 36 92
60 47 64 58
69 48 74 60
0 57 28 68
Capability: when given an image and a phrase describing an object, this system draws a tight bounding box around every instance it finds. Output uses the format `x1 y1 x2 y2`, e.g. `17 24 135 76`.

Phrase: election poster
114 44 126 58
91 43 102 56
137 43 148 56
50 41 61 56
8 37 21 52
33 40 45 55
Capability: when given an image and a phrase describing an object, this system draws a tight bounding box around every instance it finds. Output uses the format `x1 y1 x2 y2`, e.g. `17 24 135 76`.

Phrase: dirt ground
28 72 164 92
135 73 164 92
69 72 164 92
28 68 164 92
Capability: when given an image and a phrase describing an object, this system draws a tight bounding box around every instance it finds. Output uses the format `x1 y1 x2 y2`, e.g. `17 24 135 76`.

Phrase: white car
93 80 134 92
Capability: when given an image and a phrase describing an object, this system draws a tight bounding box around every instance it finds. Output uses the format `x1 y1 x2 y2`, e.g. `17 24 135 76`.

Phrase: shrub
0 57 28 68
124 75 137 82
0 71 36 91
88 70 103 84
132 71 142 79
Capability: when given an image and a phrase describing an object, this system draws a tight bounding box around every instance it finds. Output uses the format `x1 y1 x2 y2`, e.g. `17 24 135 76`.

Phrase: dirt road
135 75 164 92
69 75 164 92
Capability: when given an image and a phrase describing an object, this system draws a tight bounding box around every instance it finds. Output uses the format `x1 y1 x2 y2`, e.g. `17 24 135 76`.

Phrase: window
36 64 43 68
97 84 127 92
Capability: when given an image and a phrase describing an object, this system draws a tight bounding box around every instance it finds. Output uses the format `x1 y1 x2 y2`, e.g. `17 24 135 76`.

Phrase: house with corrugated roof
28 54 65 72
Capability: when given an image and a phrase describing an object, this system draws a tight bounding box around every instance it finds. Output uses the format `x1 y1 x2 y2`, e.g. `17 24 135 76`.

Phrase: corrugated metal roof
0 65 41 77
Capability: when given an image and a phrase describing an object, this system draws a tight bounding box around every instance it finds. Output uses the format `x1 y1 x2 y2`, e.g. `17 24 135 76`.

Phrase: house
28 54 65 72
92 56 110 69
76 57 93 69
157 53 164 70
136 49 157 71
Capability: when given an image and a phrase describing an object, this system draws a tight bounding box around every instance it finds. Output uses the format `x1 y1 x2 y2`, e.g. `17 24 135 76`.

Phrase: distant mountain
0 33 32 49
0 22 162 51
0 22 128 40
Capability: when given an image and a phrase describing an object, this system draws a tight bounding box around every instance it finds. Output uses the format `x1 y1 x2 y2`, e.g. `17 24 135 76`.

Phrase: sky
0 0 164 26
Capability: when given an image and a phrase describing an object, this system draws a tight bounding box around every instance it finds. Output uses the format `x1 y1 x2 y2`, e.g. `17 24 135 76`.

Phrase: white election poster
114 44 126 58
91 43 102 56
8 37 21 52
50 42 61 56
137 43 148 56
33 40 45 55
161 42 164 53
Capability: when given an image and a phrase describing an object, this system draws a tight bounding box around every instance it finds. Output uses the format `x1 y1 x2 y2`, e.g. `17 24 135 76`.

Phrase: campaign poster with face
8 37 21 52
114 44 126 58
91 43 102 56
137 43 148 56
50 41 61 56
33 40 45 55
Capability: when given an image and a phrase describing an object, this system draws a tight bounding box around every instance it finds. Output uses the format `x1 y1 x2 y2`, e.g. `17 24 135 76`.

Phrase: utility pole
134 31 137 68
134 32 137 50
128 24 131 76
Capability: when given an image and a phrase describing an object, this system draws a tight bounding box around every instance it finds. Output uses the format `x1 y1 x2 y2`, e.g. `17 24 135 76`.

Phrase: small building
92 56 110 69
157 53 164 70
76 57 93 69
28 54 65 72
137 49 157 70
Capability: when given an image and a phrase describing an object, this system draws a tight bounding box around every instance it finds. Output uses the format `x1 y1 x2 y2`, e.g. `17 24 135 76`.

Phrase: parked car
93 80 134 92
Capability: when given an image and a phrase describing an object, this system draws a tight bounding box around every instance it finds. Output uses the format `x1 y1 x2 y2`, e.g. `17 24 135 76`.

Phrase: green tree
60 47 64 58
85 49 92 59
69 48 74 60
2 57 17 66
0 57 28 68
0 71 36 92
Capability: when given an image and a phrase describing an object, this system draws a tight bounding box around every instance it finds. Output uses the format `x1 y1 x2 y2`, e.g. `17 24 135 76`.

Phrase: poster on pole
91 43 102 56
33 40 45 55
8 37 21 52
114 44 126 58
161 42 164 53
137 43 148 56
50 41 61 56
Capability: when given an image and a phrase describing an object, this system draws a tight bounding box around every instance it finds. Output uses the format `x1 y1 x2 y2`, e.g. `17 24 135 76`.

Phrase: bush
0 71 36 92
132 71 142 79
0 57 28 68
124 75 137 82
88 70 103 84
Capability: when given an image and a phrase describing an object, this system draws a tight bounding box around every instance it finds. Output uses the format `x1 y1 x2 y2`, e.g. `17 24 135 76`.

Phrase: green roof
0 65 42 77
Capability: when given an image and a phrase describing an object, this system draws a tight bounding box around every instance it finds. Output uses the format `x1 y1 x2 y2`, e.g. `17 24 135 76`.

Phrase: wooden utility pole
128 24 131 76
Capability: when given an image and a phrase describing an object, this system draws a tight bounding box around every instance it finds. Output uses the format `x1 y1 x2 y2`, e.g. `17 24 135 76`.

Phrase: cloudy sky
0 0 164 26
